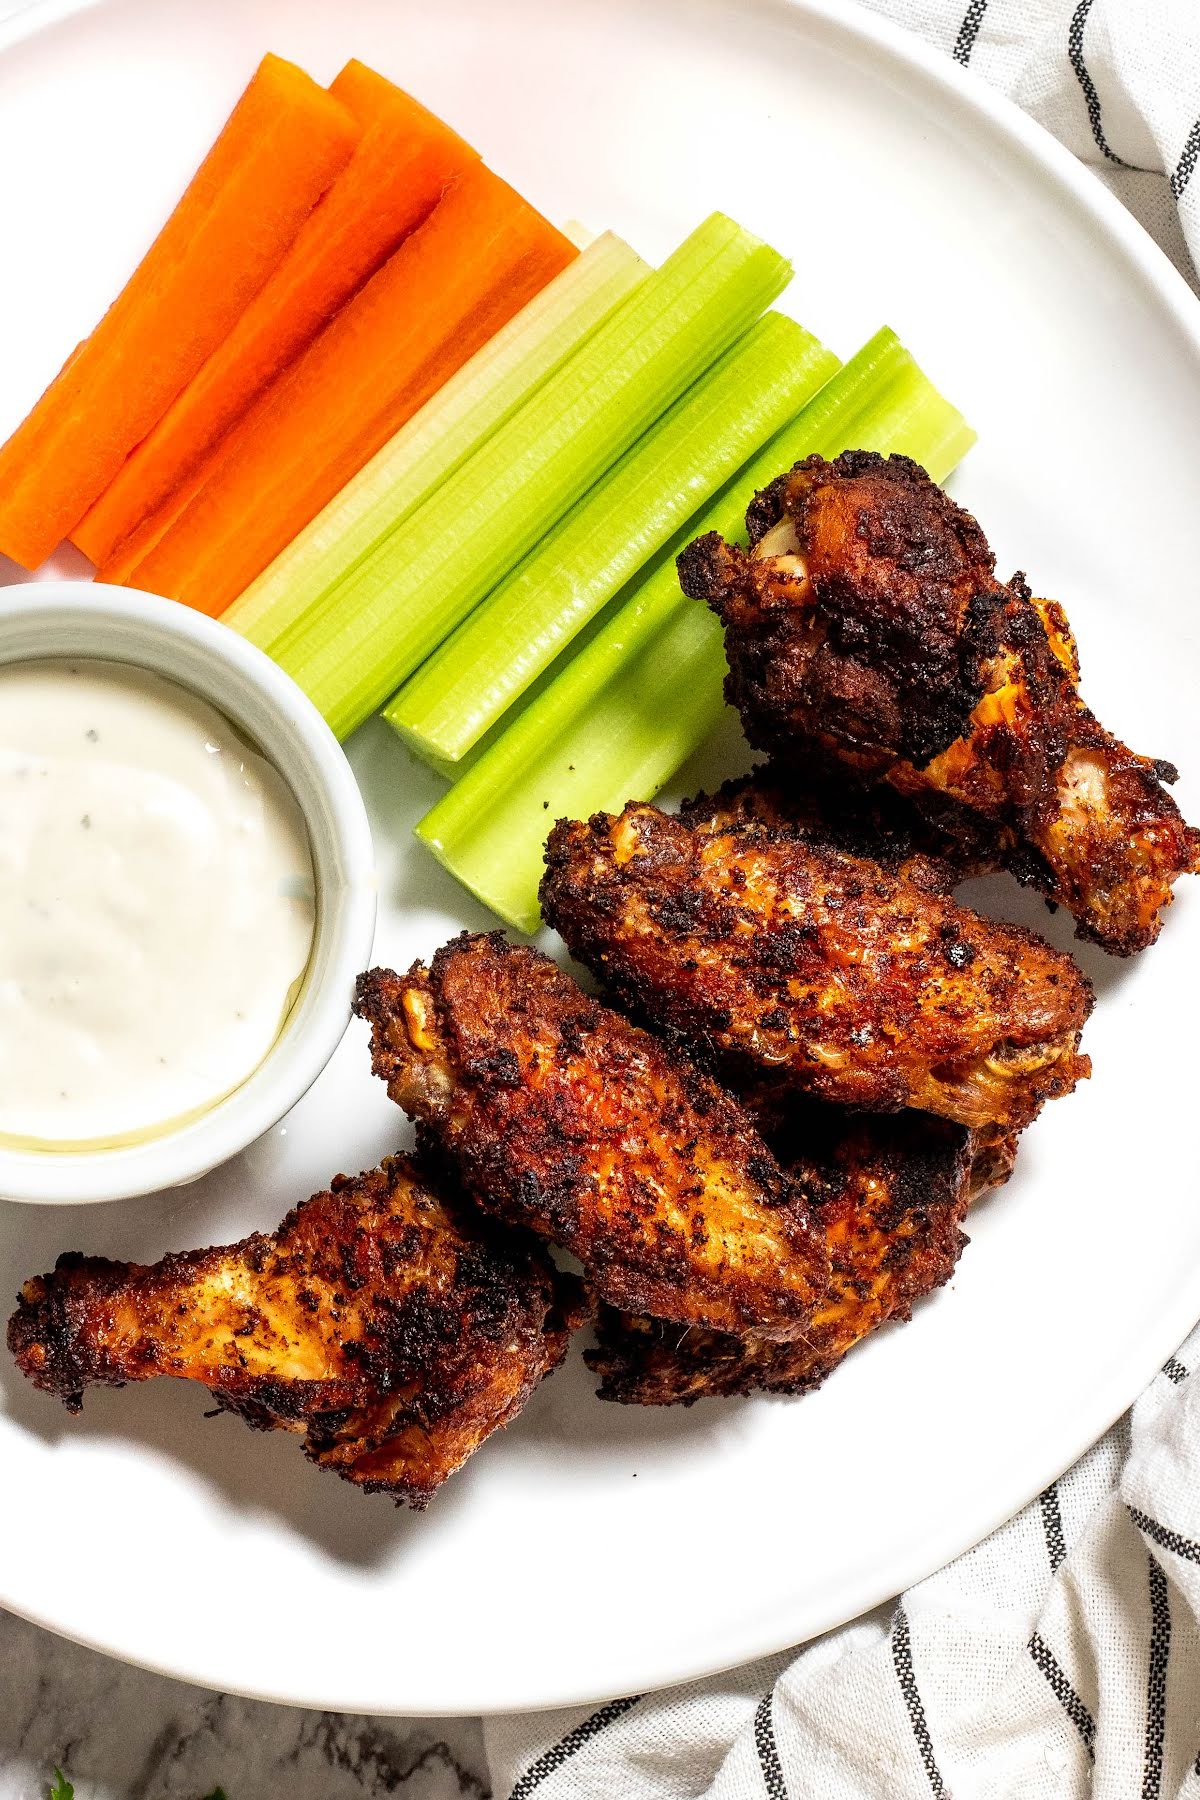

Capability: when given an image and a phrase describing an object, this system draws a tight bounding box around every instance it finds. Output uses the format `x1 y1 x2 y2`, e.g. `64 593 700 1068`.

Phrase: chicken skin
8 1157 583 1506
589 1107 1014 1405
354 934 830 1341
681 764 1000 893
541 803 1092 1132
678 450 1199 955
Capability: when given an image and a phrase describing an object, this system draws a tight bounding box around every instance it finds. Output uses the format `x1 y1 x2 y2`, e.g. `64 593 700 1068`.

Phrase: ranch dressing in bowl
0 658 315 1149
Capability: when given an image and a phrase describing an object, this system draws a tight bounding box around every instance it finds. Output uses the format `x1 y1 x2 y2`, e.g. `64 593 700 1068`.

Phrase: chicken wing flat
588 1108 1014 1405
354 933 829 1341
541 803 1092 1131
680 764 1001 892
678 450 1199 955
8 1156 583 1506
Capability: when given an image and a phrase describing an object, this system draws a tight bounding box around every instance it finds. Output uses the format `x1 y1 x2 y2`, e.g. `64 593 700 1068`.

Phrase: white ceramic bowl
0 580 377 1203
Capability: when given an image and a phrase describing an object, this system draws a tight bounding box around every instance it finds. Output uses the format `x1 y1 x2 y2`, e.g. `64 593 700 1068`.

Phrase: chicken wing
588 1107 1014 1405
678 450 1199 955
541 802 1092 1131
8 1156 583 1506
354 933 830 1341
681 763 1000 892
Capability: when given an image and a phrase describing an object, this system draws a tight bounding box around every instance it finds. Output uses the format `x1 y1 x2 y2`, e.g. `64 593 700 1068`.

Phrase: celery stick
224 234 648 650
277 214 793 739
415 328 975 933
384 312 839 765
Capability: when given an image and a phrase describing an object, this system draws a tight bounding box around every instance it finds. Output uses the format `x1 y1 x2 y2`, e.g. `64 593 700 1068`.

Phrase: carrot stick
115 168 577 616
0 54 359 571
72 62 478 568
97 467 209 588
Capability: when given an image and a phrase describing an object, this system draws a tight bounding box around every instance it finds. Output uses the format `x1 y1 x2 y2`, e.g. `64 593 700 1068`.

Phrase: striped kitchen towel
872 0 1200 288
487 1325 1200 1797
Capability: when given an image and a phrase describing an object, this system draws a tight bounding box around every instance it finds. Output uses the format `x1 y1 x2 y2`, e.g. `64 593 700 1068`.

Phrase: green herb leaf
48 1770 74 1800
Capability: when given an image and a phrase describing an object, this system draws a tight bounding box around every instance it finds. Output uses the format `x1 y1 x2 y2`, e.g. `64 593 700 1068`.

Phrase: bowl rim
0 579 377 1203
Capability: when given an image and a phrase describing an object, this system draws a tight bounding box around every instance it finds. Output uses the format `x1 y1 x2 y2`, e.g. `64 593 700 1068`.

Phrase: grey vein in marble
0 1611 489 1800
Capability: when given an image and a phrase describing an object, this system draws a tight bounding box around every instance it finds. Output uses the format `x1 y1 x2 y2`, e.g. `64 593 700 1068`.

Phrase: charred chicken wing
8 1156 583 1506
678 450 1199 955
354 933 830 1340
589 1107 1014 1405
681 764 1000 892
541 803 1092 1132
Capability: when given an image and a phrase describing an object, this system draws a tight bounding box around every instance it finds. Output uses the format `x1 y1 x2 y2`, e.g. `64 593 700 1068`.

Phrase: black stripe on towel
1142 1555 1171 1800
1039 1483 1068 1573
507 1696 643 1799
1068 0 1135 168
892 1604 947 1797
1130 1504 1200 1565
1172 119 1200 200
754 1690 788 1800
952 0 989 66
1162 1356 1190 1386
1029 1633 1096 1761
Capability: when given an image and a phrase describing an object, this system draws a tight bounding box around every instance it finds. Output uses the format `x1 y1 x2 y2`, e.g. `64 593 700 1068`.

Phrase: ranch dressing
0 659 315 1149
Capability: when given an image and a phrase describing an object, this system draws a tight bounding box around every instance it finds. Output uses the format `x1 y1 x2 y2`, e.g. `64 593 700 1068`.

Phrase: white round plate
1 0 1199 1719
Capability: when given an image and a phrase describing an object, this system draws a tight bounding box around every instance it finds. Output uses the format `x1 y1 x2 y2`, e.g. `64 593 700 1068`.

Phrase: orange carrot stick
72 62 478 568
114 168 576 616
0 54 359 570
97 466 210 588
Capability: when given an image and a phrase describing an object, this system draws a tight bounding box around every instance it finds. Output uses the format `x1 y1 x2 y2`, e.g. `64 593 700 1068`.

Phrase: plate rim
1 0 1199 1717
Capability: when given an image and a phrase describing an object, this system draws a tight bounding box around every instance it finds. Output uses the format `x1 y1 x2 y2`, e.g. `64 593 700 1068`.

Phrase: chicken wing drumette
8 1157 583 1506
541 803 1092 1132
678 450 1199 955
589 1107 1014 1405
354 933 830 1341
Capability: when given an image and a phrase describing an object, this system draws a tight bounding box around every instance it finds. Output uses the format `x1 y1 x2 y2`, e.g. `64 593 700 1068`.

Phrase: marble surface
0 1611 489 1800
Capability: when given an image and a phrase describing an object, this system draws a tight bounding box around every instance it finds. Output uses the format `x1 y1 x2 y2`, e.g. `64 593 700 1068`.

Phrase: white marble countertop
0 1610 489 1800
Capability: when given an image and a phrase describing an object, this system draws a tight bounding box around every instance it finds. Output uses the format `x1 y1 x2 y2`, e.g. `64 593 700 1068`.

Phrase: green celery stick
415 328 975 932
276 214 793 738
384 311 839 764
224 233 649 651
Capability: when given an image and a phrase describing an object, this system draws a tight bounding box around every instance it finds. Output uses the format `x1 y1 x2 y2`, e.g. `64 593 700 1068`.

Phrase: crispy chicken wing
8 1156 583 1506
588 1107 1014 1405
681 764 1000 892
678 450 1199 955
354 933 830 1341
541 803 1092 1131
